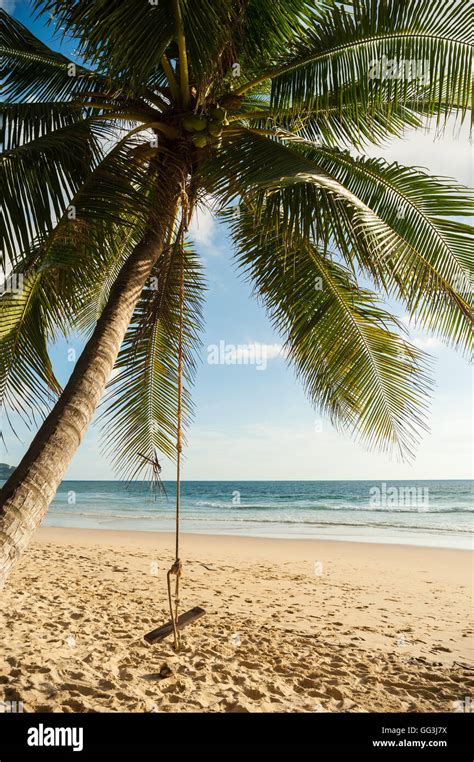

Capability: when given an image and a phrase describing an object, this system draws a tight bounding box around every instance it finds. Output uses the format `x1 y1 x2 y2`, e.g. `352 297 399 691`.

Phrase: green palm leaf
203 128 473 354
2 0 472 476
229 203 431 458
100 239 205 479
0 272 62 430
1 9 108 102
238 92 447 149
2 101 88 151
32 0 236 95
236 0 472 127
0 131 167 430
1 119 108 258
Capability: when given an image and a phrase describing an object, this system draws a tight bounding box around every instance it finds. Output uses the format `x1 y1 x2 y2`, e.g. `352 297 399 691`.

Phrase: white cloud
412 336 443 350
188 204 219 251
233 342 283 363
263 343 284 360
366 116 472 186
399 315 443 352
206 341 284 370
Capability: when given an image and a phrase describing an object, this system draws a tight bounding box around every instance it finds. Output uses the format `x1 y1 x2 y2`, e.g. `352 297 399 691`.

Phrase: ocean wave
191 515 472 531
49 510 162 521
47 510 473 534
192 500 472 514
51 502 473 516
195 500 276 510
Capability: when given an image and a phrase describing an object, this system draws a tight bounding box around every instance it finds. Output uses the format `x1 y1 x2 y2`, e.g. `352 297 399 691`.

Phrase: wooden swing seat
144 606 205 644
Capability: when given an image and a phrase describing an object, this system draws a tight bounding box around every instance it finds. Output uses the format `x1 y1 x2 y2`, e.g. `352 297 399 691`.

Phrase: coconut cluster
182 107 228 148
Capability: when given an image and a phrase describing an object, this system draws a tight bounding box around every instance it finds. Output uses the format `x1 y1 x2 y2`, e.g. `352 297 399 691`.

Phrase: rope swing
166 212 185 651
144 190 205 650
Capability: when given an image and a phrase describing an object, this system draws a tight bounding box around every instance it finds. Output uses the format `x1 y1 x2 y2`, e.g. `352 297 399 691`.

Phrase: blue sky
2 1 472 480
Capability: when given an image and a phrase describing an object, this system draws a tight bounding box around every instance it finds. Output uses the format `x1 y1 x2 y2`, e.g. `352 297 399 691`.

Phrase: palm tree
1 0 472 589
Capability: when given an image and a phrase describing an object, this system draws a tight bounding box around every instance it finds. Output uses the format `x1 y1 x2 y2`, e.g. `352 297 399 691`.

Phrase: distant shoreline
38 524 474 552
40 519 474 550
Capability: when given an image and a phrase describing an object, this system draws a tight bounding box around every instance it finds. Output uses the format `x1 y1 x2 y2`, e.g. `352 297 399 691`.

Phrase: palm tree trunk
0 161 186 590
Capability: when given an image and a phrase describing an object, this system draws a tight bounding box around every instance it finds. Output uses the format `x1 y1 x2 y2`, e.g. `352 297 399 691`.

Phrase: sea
35 479 473 549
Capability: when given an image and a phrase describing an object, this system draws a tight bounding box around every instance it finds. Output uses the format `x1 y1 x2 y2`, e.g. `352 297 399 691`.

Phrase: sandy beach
1 527 472 713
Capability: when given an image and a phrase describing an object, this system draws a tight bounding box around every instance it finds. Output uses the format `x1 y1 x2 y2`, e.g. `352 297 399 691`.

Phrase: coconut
183 116 197 132
192 115 208 131
210 106 227 122
192 133 208 148
208 121 223 137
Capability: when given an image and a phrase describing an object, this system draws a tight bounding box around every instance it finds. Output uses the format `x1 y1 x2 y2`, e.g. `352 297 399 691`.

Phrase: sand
0 527 472 713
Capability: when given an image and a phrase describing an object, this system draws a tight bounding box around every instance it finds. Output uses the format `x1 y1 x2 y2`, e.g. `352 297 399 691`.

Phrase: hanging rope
166 190 188 652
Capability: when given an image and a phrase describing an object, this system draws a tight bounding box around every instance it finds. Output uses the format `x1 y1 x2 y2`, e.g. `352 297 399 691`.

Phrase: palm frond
2 101 88 151
263 140 474 353
32 1 237 96
0 271 62 432
221 0 315 79
235 0 472 128
0 218 115 433
1 119 110 259
1 9 109 102
0 128 169 430
203 128 473 354
100 238 205 479
238 92 444 148
30 1 174 95
75 223 147 337
228 203 431 459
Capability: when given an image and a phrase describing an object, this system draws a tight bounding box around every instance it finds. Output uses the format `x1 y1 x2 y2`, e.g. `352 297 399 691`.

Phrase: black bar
0 712 471 758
